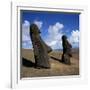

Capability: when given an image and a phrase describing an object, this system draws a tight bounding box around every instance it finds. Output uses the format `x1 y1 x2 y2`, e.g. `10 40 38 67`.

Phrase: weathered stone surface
30 24 52 69
61 35 72 64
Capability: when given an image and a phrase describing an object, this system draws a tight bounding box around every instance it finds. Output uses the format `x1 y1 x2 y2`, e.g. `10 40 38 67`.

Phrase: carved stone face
30 24 41 34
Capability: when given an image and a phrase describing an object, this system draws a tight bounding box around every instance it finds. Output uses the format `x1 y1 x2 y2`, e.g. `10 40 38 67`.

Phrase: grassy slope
21 49 79 78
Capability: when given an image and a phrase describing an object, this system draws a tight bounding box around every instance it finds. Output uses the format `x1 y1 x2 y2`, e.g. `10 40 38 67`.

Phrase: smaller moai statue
61 35 72 65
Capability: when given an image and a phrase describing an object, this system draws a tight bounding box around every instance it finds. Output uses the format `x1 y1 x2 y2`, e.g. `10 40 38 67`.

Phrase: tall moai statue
61 35 72 65
30 24 52 69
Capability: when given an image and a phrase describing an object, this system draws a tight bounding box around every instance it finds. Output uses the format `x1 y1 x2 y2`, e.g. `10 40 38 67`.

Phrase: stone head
62 35 67 41
30 24 41 35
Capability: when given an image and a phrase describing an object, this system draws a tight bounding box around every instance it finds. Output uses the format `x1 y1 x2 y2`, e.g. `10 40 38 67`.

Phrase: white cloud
22 20 79 49
69 30 80 47
22 20 32 49
23 20 30 26
22 20 30 36
45 23 79 49
48 22 64 35
45 22 64 49
48 41 57 46
34 20 43 29
69 30 80 43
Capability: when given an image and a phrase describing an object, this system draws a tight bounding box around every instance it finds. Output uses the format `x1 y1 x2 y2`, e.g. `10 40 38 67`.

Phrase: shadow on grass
50 56 71 65
22 56 67 68
22 57 35 67
50 56 63 63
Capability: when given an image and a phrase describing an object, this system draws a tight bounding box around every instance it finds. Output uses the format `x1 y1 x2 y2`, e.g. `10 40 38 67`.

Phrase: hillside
21 48 79 78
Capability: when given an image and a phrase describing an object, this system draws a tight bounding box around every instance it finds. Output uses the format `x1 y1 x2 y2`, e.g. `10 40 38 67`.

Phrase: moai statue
30 24 52 69
61 35 72 65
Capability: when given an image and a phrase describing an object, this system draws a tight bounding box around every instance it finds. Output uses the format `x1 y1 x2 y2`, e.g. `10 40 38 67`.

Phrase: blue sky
21 10 80 49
